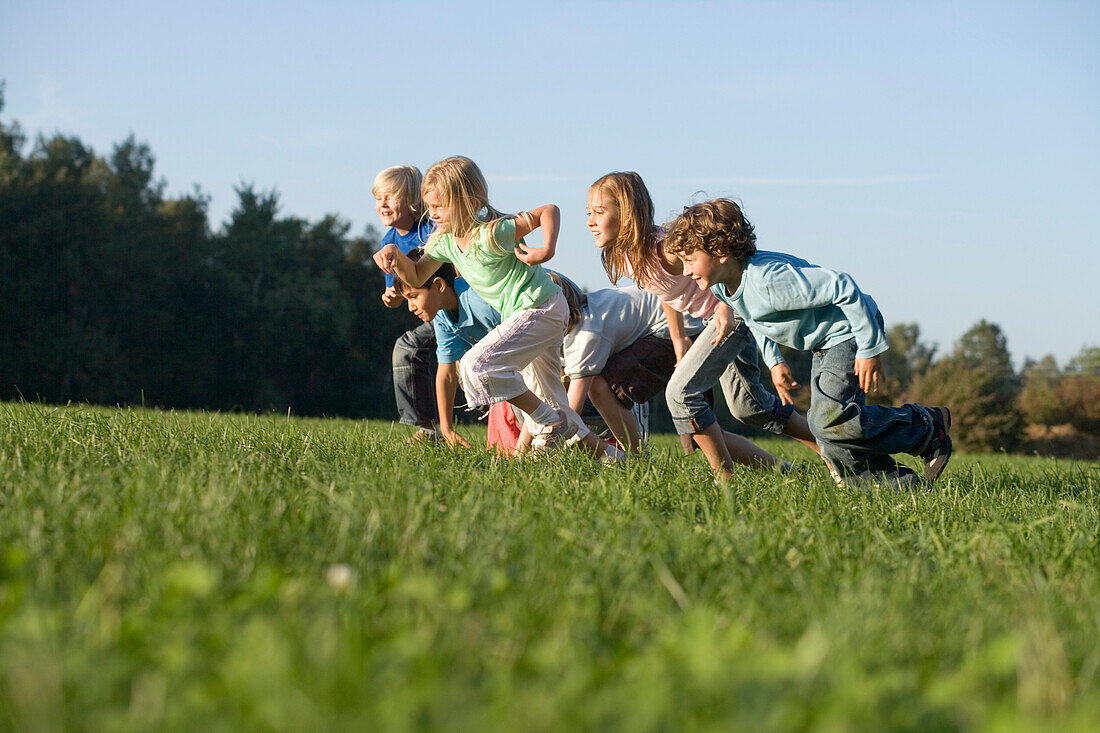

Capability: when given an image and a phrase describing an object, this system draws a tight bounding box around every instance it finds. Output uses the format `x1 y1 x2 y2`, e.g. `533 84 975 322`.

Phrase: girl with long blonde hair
376 156 618 460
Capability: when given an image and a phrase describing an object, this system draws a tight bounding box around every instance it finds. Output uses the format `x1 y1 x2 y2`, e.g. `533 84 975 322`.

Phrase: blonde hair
589 171 659 286
547 271 588 333
372 165 423 218
422 156 510 253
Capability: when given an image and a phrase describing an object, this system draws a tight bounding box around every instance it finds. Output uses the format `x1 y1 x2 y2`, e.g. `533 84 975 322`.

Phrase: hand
770 363 800 405
514 241 545 265
672 334 693 364
710 303 736 344
855 355 883 394
441 428 470 448
381 288 402 308
373 244 399 273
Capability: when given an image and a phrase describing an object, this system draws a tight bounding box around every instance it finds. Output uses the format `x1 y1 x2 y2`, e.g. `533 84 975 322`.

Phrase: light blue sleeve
763 266 888 359
433 315 469 365
757 334 784 370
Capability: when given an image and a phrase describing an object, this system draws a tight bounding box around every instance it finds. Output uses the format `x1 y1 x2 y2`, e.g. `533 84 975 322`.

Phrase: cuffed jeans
808 337 934 483
666 318 794 436
392 320 438 428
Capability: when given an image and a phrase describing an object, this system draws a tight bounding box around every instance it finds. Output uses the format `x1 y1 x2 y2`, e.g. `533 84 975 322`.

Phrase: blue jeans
666 318 793 436
392 321 437 428
807 337 934 483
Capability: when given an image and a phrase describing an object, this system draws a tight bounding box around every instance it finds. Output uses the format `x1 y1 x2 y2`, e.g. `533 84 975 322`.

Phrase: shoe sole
923 406 952 483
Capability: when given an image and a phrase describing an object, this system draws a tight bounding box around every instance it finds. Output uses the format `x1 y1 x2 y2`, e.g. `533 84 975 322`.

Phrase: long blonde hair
589 171 659 286
422 156 510 253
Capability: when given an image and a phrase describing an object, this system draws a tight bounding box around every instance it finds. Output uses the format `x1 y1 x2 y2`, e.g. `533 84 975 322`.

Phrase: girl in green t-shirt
375 156 613 458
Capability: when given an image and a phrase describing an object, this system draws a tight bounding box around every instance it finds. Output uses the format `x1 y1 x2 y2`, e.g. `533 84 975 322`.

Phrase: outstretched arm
512 205 560 265
374 244 442 288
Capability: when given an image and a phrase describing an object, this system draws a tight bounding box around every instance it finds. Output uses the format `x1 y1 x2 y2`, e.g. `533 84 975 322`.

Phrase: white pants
459 292 590 440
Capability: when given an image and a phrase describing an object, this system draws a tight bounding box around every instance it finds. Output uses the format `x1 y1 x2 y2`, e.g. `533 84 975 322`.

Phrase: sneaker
921 406 952 483
408 428 442 443
530 409 578 452
823 459 846 488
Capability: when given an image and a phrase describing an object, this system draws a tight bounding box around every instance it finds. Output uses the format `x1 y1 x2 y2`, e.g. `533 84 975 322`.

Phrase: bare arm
436 361 469 447
662 302 692 364
513 205 559 265
567 375 593 417
374 244 442 288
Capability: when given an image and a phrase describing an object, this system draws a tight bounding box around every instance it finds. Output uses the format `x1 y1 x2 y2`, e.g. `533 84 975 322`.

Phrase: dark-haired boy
395 265 627 464
664 198 952 487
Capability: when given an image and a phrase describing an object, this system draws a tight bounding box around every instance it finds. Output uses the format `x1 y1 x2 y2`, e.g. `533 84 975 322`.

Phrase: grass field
2 401 1099 731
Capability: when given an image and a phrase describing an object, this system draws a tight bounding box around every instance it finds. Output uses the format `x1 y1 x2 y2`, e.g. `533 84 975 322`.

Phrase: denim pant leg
667 319 792 435
392 320 438 428
807 339 933 481
716 323 794 434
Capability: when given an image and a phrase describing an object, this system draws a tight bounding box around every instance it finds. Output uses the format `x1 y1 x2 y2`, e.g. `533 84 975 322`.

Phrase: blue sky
3 0 1098 366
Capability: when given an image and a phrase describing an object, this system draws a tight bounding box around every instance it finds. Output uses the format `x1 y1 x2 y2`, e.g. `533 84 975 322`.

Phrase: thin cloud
670 175 931 186
489 174 580 184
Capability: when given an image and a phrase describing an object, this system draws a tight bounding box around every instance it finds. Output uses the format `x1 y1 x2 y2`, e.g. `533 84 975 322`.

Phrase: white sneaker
530 409 578 452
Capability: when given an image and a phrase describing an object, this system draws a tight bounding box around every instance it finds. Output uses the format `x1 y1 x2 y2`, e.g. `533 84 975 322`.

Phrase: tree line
1 91 409 419
2 93 1098 455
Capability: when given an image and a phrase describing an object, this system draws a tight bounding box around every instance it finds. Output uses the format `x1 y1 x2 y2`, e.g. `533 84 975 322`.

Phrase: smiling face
422 188 451 234
678 248 733 291
586 188 620 249
374 189 414 232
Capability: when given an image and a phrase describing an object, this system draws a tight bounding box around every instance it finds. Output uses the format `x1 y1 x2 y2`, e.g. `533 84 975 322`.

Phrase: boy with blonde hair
373 165 437 439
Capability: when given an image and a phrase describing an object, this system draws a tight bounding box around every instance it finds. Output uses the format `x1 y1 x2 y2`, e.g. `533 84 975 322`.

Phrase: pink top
626 236 719 320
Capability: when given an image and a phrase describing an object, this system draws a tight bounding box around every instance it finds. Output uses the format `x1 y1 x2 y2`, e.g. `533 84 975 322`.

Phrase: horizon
3 0 1097 366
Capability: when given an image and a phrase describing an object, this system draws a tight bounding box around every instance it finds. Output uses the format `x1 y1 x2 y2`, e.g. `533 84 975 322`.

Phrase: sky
3 0 1098 366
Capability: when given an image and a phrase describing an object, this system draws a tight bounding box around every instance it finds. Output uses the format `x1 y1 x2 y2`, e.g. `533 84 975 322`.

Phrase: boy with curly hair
663 198 952 487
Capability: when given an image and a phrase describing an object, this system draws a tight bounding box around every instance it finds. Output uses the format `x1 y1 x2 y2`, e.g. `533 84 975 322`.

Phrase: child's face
423 188 450 233
678 249 730 290
374 189 414 230
586 189 619 248
404 282 447 322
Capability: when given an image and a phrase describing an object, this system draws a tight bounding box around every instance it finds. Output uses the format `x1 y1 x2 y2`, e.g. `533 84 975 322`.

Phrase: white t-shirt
562 286 703 378
624 239 720 320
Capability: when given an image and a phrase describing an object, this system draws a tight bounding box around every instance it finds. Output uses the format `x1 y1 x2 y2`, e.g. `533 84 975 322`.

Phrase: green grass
2 401 1099 731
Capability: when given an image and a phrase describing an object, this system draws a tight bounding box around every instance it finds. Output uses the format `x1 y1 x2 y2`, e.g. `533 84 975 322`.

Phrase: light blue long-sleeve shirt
711 250 888 368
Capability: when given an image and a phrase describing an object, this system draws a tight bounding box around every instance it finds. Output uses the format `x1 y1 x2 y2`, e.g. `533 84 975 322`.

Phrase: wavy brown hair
589 172 660 286
663 198 757 262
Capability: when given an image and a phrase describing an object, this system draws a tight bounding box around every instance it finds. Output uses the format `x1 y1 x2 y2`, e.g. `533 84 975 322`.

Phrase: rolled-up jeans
807 336 934 482
392 320 438 428
666 318 793 436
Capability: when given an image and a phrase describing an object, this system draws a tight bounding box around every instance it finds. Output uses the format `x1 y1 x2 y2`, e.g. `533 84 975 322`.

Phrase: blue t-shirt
710 250 888 367
434 279 502 364
382 218 435 289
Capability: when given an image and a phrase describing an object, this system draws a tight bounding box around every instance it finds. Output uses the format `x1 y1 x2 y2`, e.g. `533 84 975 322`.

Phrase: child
374 156 590 452
395 263 626 462
373 165 437 441
663 198 952 486
587 172 821 479
550 272 792 470
393 260 498 448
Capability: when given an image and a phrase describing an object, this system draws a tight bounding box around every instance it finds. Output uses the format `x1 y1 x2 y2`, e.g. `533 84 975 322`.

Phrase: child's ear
432 277 446 292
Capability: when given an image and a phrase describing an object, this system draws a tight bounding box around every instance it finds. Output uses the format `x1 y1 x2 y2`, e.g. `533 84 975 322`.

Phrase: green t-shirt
425 218 561 320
